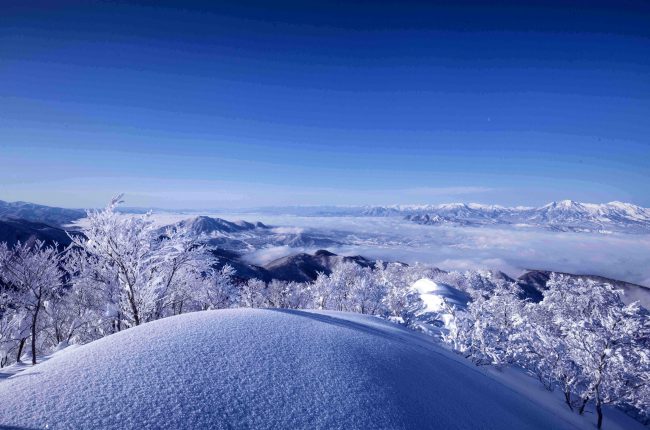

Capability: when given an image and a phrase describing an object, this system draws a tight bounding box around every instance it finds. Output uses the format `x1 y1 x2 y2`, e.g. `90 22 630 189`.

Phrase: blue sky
1 1 649 208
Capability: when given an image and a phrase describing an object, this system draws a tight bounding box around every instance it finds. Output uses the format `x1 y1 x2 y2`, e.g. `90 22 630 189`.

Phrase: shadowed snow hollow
0 309 581 430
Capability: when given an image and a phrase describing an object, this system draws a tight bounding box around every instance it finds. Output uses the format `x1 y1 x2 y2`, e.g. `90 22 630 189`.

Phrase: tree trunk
31 304 41 365
596 399 603 429
564 391 574 411
578 397 589 415
16 338 26 363
128 292 140 326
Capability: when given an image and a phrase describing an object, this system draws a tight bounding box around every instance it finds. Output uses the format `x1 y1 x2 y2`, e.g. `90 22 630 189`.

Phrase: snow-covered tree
312 272 332 310
150 225 216 318
284 281 313 309
0 294 29 367
516 300 581 409
0 240 64 364
542 275 649 428
239 278 266 308
448 283 523 366
350 267 385 315
444 272 649 427
376 262 423 327
68 195 215 327
327 262 363 311
200 265 237 310
434 269 508 298
65 248 124 337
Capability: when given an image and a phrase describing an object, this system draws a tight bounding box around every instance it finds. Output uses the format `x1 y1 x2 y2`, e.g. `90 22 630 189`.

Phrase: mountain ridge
391 200 650 233
0 200 85 227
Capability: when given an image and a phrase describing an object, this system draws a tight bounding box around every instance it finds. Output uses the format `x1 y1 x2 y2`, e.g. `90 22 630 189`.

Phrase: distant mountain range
368 200 650 233
244 200 650 233
0 200 85 227
4 198 648 234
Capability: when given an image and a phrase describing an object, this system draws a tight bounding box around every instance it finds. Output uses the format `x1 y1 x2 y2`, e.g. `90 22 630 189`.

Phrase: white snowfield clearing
0 309 633 430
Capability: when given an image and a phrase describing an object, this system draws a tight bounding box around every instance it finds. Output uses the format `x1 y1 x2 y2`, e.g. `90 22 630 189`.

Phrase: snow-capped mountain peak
362 200 650 233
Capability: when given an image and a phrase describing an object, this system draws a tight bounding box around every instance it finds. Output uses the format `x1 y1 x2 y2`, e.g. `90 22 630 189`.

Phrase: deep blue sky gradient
1 1 649 208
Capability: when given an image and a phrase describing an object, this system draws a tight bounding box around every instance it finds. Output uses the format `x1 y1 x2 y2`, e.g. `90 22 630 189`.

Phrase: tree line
441 274 649 429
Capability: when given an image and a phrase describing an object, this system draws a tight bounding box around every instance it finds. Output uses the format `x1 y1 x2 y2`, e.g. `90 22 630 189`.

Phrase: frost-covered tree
350 266 385 315
327 262 363 311
445 272 649 427
69 195 215 327
433 269 510 299
42 285 88 347
65 248 124 336
448 283 523 366
239 279 266 308
542 275 649 428
150 225 215 317
376 262 423 326
200 265 237 310
264 279 310 309
310 262 394 314
516 300 581 409
284 281 313 309
0 240 64 364
266 279 286 308
0 294 30 367
312 272 332 310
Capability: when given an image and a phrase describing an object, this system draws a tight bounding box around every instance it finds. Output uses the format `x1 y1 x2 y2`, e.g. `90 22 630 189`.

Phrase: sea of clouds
147 212 650 286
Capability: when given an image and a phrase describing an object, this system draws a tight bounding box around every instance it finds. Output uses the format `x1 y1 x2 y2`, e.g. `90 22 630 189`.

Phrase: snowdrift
0 309 581 429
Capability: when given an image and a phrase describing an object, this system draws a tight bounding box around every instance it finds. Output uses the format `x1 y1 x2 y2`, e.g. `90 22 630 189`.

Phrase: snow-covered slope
0 309 602 430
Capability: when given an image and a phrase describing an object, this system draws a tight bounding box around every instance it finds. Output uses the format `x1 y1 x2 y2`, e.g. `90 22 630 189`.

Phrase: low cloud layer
240 215 650 286
149 212 650 287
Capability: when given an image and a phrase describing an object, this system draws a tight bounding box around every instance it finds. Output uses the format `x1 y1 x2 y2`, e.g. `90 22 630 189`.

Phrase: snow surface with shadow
2 308 641 430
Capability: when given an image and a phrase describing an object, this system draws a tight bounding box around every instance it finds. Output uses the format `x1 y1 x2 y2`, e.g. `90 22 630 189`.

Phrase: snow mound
411 278 470 337
0 309 580 429
413 278 470 313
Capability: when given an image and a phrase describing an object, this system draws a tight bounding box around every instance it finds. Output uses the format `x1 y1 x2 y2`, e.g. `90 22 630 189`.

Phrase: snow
411 278 470 336
413 278 469 314
0 342 81 381
483 366 644 430
0 308 609 430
